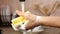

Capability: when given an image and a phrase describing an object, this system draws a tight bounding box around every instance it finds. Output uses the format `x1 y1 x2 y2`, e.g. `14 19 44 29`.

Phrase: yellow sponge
11 16 25 26
11 11 30 28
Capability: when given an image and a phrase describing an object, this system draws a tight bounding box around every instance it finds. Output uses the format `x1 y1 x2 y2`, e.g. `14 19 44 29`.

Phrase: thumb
16 10 23 16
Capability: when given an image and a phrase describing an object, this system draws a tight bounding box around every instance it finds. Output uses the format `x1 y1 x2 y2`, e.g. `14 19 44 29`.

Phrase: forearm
38 16 60 28
25 16 60 30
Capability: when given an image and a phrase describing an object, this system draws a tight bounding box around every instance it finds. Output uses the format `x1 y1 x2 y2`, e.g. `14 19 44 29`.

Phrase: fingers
16 10 23 16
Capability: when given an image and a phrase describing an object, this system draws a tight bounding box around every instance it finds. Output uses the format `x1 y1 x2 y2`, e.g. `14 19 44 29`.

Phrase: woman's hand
16 10 39 30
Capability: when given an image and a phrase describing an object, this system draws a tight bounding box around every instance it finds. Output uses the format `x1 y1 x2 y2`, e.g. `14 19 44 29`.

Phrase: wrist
35 16 44 25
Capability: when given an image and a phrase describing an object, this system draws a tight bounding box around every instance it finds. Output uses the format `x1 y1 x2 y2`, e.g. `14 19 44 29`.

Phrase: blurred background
0 0 60 34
